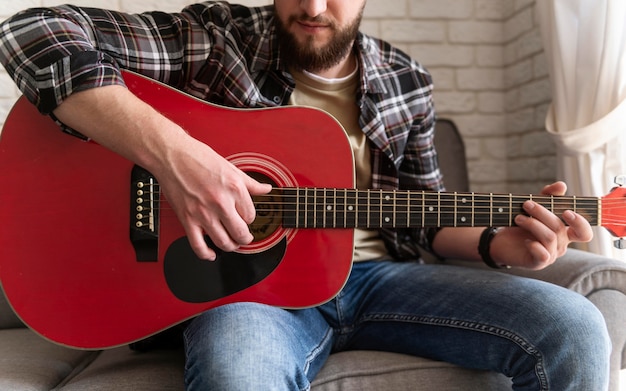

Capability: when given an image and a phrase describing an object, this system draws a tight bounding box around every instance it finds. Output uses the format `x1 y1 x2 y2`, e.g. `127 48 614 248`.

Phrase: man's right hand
155 136 272 260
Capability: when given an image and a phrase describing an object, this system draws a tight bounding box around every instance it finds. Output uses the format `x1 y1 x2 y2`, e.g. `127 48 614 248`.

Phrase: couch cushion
311 350 511 391
59 347 185 391
59 347 513 391
586 289 626 390
0 328 98 390
502 248 626 296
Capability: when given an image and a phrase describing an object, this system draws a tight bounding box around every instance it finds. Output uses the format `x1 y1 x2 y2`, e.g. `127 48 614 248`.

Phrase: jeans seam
300 326 334 391
362 313 548 390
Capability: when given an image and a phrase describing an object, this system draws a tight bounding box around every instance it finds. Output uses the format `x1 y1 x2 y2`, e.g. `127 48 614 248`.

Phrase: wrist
478 227 510 269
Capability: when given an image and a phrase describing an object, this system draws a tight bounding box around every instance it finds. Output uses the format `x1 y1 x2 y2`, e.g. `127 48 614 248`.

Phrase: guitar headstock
601 185 626 238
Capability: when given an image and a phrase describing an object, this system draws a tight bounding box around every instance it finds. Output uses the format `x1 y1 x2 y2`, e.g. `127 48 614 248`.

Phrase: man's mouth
297 21 329 33
290 15 333 34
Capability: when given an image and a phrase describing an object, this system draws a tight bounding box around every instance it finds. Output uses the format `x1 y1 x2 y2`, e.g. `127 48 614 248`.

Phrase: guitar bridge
130 165 159 261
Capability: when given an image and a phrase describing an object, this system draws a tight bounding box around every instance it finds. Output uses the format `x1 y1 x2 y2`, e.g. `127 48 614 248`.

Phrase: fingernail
524 200 536 210
563 210 575 222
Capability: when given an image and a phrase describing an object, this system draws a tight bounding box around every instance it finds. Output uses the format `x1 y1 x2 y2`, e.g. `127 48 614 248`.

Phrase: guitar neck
275 188 600 229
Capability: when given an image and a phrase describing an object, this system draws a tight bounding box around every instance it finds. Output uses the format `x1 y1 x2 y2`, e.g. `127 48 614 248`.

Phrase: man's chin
290 31 331 50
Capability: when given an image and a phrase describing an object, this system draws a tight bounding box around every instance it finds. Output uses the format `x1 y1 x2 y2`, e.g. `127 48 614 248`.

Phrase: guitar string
140 204 626 228
137 196 608 214
139 185 608 205
139 183 617 199
151 213 626 228
141 184 604 199
141 202 603 214
138 198 606 212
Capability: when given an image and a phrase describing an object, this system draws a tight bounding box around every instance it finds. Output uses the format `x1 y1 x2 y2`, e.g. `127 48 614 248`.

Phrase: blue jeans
183 261 610 390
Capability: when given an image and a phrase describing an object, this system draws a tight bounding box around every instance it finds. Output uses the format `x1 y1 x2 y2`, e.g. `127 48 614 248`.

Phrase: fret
489 193 493 226
309 188 316 228
391 191 397 227
473 193 491 226
421 191 426 227
437 192 441 227
319 188 326 228
280 188 297 228
509 194 513 226
346 190 357 228
305 188 315 228
422 192 439 227
369 190 382 228
456 193 473 227
395 191 409 228
331 188 337 228
439 192 456 227
537 195 553 214
491 194 513 226
407 192 412 227
453 192 458 227
511 195 527 225
581 197 600 226
470 193 475 226
320 188 327 228
405 191 422 227
337 189 343 228
299 188 307 228
583 197 598 226
323 188 333 228
357 191 369 228
381 190 394 227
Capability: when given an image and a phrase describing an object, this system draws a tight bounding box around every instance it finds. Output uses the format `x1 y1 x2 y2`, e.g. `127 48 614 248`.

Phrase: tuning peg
614 238 626 249
614 175 626 187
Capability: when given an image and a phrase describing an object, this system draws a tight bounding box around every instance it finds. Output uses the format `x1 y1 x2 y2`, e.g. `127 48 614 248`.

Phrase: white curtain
537 0 626 261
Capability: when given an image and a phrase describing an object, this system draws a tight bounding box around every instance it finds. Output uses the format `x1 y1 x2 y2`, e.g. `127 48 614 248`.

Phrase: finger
515 213 558 253
541 181 567 196
523 239 552 268
515 201 563 259
562 210 594 243
237 175 272 224
521 201 564 235
187 225 217 261
202 213 251 253
220 211 255 247
247 176 273 195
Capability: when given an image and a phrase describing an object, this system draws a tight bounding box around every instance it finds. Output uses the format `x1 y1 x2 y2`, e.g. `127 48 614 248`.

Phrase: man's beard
274 7 363 73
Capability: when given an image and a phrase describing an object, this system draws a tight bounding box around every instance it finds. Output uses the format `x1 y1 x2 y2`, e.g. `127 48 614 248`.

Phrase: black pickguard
163 236 287 303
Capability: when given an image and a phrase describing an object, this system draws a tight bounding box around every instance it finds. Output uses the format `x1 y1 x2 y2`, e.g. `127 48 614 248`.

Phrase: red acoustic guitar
0 71 625 350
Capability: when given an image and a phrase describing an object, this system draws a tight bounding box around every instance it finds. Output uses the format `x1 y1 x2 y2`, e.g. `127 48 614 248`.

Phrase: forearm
51 85 190 174
431 227 483 263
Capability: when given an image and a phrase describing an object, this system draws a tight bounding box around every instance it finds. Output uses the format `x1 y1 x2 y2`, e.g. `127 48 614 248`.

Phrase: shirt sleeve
400 102 446 256
0 5 205 115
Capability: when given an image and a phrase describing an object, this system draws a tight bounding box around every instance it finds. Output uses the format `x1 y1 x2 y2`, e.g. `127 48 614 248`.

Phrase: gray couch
1 120 625 390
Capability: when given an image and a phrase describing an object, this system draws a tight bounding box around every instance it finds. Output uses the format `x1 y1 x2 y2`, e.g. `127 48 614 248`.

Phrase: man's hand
490 181 594 269
155 137 272 261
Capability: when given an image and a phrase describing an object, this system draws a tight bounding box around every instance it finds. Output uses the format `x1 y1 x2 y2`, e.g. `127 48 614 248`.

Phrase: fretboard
269 188 600 229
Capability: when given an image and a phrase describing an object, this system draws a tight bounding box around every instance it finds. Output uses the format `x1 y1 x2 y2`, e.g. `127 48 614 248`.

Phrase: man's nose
300 0 327 17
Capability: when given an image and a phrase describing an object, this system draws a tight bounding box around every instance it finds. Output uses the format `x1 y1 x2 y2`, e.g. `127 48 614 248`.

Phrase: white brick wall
0 0 552 194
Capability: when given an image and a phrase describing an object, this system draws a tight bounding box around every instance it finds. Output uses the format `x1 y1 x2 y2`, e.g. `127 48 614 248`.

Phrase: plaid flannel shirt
0 2 444 260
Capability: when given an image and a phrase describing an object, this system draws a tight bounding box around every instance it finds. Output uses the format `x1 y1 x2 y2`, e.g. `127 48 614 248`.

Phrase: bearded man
0 1 609 390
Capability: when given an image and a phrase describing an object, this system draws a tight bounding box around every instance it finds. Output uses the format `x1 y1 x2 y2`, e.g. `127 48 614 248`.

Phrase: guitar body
0 72 355 349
